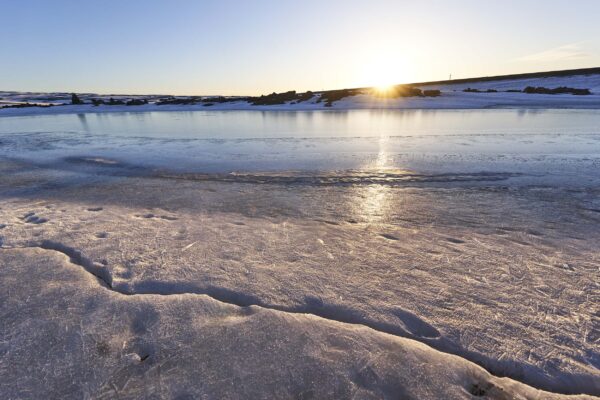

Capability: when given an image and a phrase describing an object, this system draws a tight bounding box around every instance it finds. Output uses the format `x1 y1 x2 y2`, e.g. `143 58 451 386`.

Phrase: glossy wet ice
1 110 600 184
0 110 599 398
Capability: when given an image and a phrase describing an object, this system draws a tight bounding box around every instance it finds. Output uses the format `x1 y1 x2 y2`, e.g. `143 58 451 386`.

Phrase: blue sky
1 0 599 95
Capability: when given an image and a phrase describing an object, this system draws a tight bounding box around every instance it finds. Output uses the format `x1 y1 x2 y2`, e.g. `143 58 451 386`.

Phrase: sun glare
358 56 410 95
373 84 395 96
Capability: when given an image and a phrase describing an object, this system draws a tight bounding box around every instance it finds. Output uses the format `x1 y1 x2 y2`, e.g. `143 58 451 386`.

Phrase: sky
1 0 600 95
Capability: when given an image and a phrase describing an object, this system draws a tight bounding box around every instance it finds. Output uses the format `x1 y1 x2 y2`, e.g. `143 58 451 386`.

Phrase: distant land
401 66 600 88
2 67 600 115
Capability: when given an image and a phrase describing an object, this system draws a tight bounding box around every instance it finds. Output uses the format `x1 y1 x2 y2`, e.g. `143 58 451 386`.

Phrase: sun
351 43 417 95
357 54 411 95
373 84 395 96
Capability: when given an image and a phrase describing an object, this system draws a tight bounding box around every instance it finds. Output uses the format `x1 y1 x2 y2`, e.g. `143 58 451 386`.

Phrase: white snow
422 73 600 92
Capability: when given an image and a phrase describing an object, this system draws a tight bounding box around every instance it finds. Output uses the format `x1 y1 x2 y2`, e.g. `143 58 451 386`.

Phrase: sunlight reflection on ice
354 132 395 223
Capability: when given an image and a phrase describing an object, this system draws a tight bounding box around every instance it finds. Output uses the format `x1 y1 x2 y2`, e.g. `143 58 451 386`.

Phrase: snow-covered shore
2 73 600 116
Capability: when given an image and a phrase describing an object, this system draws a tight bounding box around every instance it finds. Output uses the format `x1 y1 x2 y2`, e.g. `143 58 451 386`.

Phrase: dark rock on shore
71 93 83 104
423 89 441 97
523 86 591 95
251 91 315 105
0 103 56 109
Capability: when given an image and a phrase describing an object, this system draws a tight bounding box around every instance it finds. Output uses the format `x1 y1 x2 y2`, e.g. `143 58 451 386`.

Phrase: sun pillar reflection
354 129 394 223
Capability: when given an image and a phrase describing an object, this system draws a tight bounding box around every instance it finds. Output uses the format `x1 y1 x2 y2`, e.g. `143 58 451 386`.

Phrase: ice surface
1 172 599 397
1 108 599 398
1 110 600 187
3 247 593 399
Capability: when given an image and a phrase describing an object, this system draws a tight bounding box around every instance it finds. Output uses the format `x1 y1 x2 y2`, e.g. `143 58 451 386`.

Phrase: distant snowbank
421 72 600 92
2 73 600 116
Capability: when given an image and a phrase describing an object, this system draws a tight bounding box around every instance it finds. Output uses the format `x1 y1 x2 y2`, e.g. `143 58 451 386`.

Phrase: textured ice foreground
3 247 593 400
1 175 599 398
0 109 599 398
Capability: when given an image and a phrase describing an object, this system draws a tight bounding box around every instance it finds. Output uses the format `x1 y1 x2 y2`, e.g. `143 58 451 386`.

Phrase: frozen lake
1 109 600 186
1 110 599 398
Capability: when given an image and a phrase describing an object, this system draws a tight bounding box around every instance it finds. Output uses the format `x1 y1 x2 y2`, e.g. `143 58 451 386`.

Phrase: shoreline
3 71 600 116
3 97 600 117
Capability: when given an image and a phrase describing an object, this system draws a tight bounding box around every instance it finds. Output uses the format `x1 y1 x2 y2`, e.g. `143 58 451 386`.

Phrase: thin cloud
516 43 590 62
